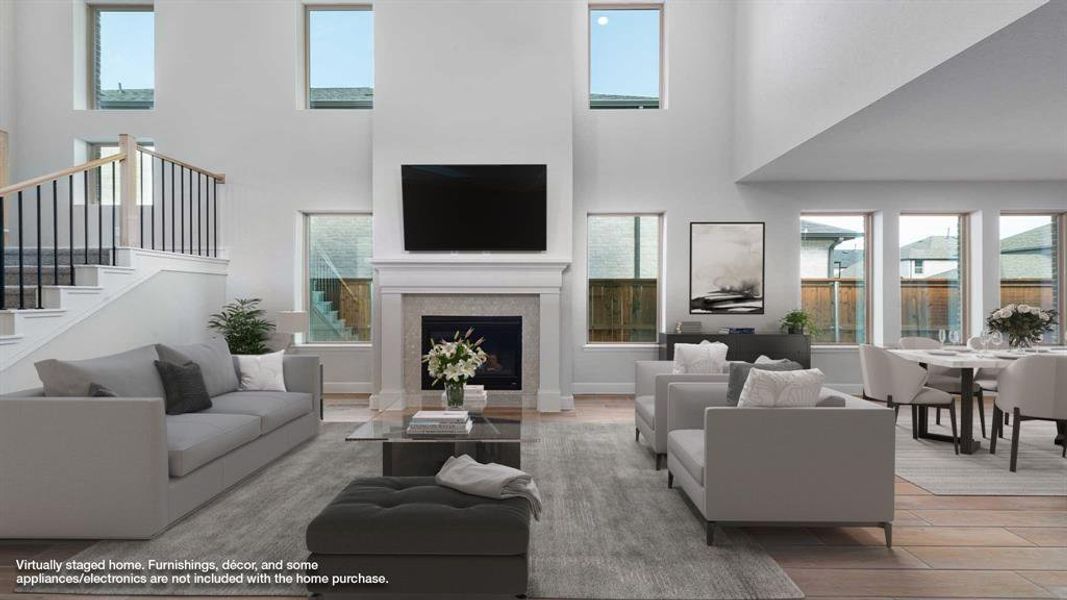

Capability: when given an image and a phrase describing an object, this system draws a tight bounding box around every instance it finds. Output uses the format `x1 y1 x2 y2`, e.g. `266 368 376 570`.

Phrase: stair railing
309 241 365 341
0 134 225 310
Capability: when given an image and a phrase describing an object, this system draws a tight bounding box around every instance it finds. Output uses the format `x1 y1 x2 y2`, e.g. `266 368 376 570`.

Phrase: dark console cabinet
658 333 811 368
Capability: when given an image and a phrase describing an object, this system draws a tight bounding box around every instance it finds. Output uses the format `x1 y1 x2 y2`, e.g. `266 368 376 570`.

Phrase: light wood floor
2 394 1064 600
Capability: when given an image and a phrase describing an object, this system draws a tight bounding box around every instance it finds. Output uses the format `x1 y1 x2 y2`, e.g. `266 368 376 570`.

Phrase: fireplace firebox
421 316 522 391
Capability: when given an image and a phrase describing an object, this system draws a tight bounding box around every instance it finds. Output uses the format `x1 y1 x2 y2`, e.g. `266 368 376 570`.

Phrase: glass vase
445 381 465 408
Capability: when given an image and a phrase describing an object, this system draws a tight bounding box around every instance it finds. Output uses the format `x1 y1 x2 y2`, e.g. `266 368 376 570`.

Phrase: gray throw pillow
726 360 804 406
154 360 213 415
89 383 117 397
816 395 847 407
35 345 165 398
156 337 239 398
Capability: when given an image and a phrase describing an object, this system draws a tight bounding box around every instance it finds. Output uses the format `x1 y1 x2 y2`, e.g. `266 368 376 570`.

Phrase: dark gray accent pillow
35 345 165 398
816 395 847 407
89 383 117 397
727 360 804 406
156 338 239 398
154 360 213 415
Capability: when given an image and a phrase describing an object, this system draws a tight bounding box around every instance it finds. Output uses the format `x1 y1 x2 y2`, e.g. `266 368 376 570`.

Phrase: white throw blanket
435 455 543 520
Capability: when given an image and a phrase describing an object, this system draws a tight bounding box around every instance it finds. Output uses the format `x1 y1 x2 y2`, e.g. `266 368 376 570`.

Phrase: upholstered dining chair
859 344 959 454
989 354 1067 472
899 336 986 437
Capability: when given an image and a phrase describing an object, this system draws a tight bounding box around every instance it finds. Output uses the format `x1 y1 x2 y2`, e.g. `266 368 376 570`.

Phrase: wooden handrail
137 146 226 182
0 153 126 198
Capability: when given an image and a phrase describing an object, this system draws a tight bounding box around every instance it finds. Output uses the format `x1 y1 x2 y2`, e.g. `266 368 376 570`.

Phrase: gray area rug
893 410 1066 496
18 421 802 599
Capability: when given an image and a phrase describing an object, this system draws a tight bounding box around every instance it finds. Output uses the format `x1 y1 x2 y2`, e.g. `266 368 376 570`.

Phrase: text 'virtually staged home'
0 0 1064 599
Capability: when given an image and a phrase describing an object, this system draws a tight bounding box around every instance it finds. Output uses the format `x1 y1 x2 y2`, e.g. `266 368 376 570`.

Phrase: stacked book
407 410 473 435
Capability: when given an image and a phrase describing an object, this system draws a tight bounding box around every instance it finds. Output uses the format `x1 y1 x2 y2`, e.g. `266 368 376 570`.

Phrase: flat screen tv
402 164 547 251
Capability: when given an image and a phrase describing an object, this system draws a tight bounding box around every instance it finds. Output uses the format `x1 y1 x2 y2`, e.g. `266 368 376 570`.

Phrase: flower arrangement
986 304 1058 349
423 328 488 406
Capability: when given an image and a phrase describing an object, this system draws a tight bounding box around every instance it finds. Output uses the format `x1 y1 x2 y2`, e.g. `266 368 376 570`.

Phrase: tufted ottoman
305 476 531 599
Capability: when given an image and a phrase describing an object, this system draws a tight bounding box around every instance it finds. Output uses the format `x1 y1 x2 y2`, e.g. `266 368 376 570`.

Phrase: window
306 214 373 342
589 6 661 109
587 214 661 342
88 142 153 205
91 7 154 110
900 214 967 340
306 6 373 109
800 214 870 344
999 214 1063 344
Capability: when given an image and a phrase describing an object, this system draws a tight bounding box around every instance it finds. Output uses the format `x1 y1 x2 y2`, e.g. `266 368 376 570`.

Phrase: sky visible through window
590 8 659 100
309 9 374 90
98 11 154 91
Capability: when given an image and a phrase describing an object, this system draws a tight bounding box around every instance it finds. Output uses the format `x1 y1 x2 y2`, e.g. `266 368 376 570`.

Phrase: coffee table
346 393 529 476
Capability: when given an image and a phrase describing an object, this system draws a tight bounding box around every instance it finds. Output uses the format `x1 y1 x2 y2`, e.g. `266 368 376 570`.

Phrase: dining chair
859 345 959 454
899 336 986 437
989 354 1067 471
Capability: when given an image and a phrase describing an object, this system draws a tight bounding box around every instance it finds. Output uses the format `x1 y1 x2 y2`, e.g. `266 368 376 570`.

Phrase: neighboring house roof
1000 223 1054 254
98 88 153 107
1000 254 1054 280
800 220 862 240
310 87 374 103
899 235 959 260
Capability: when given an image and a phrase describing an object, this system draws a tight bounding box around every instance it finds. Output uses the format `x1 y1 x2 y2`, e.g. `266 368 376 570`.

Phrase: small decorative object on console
407 410 473 435
986 304 1057 349
424 328 488 408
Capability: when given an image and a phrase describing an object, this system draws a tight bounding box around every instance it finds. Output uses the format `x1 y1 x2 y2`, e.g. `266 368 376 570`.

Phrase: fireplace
421 315 523 391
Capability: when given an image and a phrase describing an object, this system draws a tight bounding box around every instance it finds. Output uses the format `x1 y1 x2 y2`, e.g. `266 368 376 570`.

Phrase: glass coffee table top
346 393 529 443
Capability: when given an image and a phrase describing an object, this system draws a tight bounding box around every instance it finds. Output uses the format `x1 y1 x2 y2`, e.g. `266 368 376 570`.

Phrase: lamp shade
275 310 308 335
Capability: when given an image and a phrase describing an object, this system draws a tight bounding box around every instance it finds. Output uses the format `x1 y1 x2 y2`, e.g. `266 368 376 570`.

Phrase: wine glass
990 330 1004 352
949 330 961 346
938 329 947 346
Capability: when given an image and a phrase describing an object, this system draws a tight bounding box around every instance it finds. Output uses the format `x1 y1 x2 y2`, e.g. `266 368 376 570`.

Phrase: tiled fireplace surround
371 259 570 412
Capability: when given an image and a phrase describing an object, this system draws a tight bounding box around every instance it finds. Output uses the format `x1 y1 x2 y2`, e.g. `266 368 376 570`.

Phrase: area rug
16 421 802 599
893 410 1066 496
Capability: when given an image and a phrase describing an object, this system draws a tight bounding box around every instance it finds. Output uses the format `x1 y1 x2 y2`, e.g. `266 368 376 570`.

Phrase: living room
0 0 1065 599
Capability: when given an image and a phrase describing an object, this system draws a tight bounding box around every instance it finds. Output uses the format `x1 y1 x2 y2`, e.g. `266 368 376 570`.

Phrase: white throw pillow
235 350 287 392
738 368 825 408
672 341 729 374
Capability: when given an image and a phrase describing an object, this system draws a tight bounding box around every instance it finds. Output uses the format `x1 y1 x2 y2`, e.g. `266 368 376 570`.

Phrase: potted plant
208 298 276 355
423 328 488 408
987 304 1057 350
780 309 819 336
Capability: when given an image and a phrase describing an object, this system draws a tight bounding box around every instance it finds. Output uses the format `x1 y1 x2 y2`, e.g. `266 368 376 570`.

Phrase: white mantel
371 259 571 413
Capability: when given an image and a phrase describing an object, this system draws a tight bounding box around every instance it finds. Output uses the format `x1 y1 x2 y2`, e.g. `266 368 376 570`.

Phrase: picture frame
689 222 766 314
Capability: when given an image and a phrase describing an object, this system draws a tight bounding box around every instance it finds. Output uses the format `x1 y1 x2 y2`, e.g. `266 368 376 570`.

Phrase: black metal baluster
0 194 5 309
161 159 167 252
36 185 42 308
68 175 74 285
180 166 185 254
139 151 145 248
111 161 116 265
170 162 176 253
97 166 103 265
17 191 24 309
213 179 218 257
52 180 58 285
151 157 157 250
197 172 202 256
83 171 89 266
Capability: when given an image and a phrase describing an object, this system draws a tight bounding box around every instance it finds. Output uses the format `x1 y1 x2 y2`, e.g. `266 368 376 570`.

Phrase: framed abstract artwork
689 222 765 314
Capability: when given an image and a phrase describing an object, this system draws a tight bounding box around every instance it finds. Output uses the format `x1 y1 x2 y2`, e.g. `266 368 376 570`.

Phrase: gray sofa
0 342 321 540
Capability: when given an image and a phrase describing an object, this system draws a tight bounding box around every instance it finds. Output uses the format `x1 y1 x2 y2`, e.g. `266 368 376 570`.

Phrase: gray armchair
634 360 729 469
664 381 896 546
990 354 1067 471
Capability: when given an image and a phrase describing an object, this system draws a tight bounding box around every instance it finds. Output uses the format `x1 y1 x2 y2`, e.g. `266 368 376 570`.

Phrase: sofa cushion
668 429 705 486
155 360 213 415
635 395 655 427
306 477 531 556
156 338 239 398
203 391 313 433
35 345 164 398
738 368 826 408
727 360 803 406
165 413 261 477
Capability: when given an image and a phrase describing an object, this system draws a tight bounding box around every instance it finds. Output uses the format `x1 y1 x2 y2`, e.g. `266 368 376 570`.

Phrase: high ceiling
741 0 1067 182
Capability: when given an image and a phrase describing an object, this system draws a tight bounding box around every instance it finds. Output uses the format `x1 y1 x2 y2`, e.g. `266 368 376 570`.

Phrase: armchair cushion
726 360 803 405
672 341 728 374
668 429 705 485
738 368 825 407
635 395 655 428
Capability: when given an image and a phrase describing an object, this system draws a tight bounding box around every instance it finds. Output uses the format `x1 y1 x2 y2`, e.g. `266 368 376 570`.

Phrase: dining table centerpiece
986 304 1058 350
423 328 488 407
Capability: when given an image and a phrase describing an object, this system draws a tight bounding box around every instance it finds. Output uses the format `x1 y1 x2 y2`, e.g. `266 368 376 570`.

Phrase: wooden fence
589 278 658 342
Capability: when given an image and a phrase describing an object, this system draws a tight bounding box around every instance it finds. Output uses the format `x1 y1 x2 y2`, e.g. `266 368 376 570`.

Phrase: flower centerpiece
986 304 1058 350
423 328 488 407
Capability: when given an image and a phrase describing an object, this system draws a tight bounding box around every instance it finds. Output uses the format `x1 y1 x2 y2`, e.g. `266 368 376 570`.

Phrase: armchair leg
948 402 959 455
977 389 987 439
936 408 941 425
667 470 673 489
706 522 716 546
882 522 893 548
911 405 919 439
636 428 640 443
990 405 1001 454
893 405 900 423
655 453 666 471
1010 407 1022 472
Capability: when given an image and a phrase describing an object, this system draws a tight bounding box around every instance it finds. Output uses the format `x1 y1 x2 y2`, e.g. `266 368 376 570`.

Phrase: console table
657 333 811 368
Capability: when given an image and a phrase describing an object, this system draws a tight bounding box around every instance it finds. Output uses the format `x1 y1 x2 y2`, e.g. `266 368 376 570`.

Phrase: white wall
733 0 1046 179
0 0 14 140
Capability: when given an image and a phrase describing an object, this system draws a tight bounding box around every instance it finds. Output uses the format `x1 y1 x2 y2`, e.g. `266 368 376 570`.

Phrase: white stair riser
72 265 136 287
41 287 105 310
0 310 66 337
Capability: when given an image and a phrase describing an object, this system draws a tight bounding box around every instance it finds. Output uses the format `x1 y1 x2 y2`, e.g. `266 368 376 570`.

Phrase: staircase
309 289 358 341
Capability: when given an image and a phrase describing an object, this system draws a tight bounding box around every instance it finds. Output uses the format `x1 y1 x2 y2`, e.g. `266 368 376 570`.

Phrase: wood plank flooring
2 393 1063 600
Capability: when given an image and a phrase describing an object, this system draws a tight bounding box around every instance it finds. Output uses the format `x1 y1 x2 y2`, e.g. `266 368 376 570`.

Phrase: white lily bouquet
986 304 1058 349
423 328 488 407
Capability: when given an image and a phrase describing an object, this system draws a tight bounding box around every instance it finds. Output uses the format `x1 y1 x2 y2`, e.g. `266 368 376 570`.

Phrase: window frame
800 212 873 346
998 211 1066 345
301 211 374 346
588 3 665 110
304 4 374 110
585 212 664 346
898 212 970 341
86 140 153 205
88 4 155 111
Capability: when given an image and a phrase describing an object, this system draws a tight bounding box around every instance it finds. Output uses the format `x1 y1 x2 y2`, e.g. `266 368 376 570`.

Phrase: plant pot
445 382 465 408
786 325 803 335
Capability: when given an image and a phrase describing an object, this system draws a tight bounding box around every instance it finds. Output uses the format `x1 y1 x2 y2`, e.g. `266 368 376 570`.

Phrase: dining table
889 347 1067 454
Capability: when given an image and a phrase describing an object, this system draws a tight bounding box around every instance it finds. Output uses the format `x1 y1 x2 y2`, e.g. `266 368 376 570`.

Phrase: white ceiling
741 0 1067 182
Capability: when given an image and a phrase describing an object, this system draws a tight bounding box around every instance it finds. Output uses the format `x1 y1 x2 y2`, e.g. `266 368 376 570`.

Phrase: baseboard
324 381 373 394
572 382 635 395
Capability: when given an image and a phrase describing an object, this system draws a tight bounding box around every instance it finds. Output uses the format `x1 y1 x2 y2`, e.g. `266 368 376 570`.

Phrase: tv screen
402 164 547 251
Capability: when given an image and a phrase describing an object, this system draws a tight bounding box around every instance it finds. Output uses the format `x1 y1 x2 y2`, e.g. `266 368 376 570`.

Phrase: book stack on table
407 410 473 435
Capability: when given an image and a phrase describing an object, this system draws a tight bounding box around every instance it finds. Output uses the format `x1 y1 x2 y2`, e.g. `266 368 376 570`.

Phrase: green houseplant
780 309 819 336
208 298 275 355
